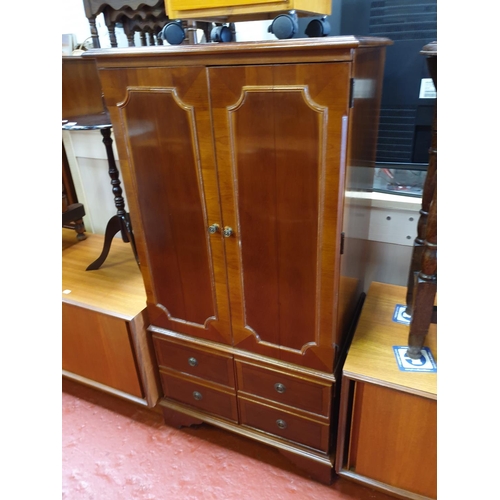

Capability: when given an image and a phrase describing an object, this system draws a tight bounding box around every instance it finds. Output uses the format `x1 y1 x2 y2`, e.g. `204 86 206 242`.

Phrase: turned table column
62 113 139 271
405 41 437 359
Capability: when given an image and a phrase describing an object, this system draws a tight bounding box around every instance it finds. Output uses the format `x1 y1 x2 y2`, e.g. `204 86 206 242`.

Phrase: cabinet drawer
159 371 238 422
153 335 235 388
238 396 330 452
235 361 332 417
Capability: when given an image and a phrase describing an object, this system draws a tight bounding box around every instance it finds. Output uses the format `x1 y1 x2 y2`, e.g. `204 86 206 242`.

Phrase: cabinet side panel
352 382 437 498
62 303 143 398
337 46 387 348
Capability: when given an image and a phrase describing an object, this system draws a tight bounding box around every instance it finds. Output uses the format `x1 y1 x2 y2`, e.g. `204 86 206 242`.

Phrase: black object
339 0 437 166
160 20 185 45
268 12 299 39
305 17 330 37
210 25 232 43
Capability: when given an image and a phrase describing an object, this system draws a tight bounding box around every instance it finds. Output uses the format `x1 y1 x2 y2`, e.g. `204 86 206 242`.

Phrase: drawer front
235 361 332 416
238 397 330 452
160 371 238 422
153 335 235 388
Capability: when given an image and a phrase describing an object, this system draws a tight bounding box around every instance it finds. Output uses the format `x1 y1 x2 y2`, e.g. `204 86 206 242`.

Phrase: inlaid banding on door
227 85 328 353
118 86 217 328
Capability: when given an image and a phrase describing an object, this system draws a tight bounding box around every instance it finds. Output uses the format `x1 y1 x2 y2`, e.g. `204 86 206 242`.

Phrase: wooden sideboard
62 56 106 117
83 36 391 483
62 229 160 407
336 282 437 499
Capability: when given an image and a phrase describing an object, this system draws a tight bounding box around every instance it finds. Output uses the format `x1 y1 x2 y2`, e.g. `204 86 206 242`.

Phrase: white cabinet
62 129 130 235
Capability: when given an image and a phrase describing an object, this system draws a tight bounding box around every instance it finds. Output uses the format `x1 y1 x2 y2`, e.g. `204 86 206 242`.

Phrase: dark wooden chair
63 184 86 241
405 41 437 359
62 139 86 241
81 0 212 48
82 0 169 47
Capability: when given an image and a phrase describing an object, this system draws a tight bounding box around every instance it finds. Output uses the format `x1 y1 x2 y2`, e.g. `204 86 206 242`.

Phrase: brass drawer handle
274 383 286 394
276 419 287 430
192 391 203 401
188 357 198 367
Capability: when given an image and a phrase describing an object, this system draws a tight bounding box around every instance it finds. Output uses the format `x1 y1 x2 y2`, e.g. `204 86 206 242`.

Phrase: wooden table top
62 229 147 320
343 281 437 399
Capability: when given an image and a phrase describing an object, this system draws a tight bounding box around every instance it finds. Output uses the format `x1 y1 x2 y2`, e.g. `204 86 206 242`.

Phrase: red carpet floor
62 378 396 500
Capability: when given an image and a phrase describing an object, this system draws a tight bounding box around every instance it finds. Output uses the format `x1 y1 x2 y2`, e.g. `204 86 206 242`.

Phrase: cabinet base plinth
159 398 335 484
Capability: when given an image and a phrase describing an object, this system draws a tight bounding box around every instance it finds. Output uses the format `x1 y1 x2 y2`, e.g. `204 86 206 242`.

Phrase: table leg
407 192 437 359
86 127 139 270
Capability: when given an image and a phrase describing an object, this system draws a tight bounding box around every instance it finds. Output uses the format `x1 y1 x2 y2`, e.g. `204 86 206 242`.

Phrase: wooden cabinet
86 36 390 483
62 229 160 407
336 282 437 499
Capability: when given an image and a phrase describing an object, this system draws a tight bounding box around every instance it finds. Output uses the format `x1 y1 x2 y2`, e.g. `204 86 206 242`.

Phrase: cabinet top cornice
83 36 392 67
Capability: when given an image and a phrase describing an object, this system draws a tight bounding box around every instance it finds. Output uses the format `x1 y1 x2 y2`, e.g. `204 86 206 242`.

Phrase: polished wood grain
235 360 331 417
62 229 146 319
153 334 236 388
62 57 105 119
210 62 350 371
336 282 437 499
62 228 160 407
159 370 238 422
234 88 319 348
350 383 437 499
121 88 214 326
85 38 390 484
165 0 331 22
84 36 392 69
342 282 436 399
63 303 143 398
98 65 232 345
160 397 335 469
238 395 330 452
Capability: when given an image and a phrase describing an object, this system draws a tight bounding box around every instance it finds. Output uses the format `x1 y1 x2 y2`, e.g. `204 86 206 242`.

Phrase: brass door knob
223 226 233 237
208 224 219 234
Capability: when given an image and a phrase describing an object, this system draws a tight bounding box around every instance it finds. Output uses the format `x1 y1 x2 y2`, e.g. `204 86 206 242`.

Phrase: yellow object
164 0 331 21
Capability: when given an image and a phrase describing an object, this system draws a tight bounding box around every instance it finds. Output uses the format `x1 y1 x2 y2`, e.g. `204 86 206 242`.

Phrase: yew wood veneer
62 229 160 407
84 36 391 483
336 282 437 499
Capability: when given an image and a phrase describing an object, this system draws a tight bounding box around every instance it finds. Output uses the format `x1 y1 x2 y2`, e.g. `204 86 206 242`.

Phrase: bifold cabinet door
99 66 232 345
209 63 351 371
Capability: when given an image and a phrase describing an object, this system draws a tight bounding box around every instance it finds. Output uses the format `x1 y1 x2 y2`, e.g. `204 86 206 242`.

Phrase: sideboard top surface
62 229 147 319
343 281 437 399
83 36 392 67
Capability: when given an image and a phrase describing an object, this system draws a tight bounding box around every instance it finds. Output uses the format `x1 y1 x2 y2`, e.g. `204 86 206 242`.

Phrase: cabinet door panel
210 63 350 370
99 66 231 344
235 89 319 349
